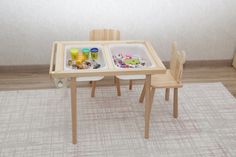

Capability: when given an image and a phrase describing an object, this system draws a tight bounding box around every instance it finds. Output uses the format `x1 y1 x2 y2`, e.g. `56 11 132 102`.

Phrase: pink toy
126 53 132 58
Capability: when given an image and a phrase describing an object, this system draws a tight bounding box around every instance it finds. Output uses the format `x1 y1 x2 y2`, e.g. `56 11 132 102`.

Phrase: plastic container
90 48 99 60
64 44 107 71
82 48 90 60
108 44 154 69
70 48 79 60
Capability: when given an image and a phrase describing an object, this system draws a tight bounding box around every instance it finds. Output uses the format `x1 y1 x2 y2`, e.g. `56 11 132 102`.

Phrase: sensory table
49 40 166 144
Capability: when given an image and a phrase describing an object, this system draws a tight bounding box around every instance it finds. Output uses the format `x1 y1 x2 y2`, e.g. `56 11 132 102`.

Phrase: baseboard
0 64 49 73
185 59 232 68
163 59 233 68
0 60 233 73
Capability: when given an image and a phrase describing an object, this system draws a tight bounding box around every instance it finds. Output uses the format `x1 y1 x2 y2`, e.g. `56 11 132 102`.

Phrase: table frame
49 40 166 144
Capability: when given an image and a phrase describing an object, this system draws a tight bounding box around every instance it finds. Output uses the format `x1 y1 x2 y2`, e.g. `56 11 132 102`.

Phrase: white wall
0 0 236 65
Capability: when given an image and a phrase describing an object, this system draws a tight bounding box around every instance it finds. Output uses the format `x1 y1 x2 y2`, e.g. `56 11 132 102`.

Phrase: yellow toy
76 53 85 65
70 48 79 60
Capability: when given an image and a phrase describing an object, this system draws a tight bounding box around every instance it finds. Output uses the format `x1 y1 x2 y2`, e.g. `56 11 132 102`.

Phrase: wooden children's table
49 40 166 144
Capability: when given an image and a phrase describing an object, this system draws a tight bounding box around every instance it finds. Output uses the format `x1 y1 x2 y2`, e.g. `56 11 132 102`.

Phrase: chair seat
116 75 146 80
76 76 104 82
151 70 182 88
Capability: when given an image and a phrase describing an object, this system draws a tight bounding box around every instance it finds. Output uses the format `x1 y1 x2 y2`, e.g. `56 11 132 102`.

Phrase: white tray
108 43 155 69
63 44 107 71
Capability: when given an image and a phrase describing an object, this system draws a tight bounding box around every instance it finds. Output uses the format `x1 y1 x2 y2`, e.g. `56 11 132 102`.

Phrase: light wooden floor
1 66 236 97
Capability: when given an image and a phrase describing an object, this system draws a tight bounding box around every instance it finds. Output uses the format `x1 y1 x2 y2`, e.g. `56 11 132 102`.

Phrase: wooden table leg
144 74 151 138
70 77 77 144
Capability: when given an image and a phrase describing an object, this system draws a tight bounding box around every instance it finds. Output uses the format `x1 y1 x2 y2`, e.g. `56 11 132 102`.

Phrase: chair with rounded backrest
139 42 186 118
76 29 120 97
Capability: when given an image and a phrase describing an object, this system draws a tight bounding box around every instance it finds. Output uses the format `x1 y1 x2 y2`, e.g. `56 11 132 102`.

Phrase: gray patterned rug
0 83 236 157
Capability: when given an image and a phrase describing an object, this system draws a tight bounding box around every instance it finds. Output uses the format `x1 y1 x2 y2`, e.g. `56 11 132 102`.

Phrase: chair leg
116 77 121 96
165 88 170 101
139 82 146 103
114 76 116 84
129 80 133 90
173 88 178 118
91 81 96 97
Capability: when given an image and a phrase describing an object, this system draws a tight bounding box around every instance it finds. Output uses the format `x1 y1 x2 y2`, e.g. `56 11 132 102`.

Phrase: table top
49 40 166 78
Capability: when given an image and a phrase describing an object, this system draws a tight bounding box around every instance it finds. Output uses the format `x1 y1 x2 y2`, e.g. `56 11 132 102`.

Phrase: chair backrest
89 29 120 41
170 42 186 83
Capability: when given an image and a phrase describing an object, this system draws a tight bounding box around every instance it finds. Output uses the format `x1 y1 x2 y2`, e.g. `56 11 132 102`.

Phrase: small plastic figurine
72 61 77 69
68 59 72 66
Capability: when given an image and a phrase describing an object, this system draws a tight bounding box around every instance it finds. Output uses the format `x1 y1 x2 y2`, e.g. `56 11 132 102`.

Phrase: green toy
124 58 140 65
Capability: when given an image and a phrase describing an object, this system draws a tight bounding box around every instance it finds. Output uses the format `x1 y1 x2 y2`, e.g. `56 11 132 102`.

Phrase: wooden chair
76 29 120 97
139 42 186 118
115 75 145 96
90 29 120 41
